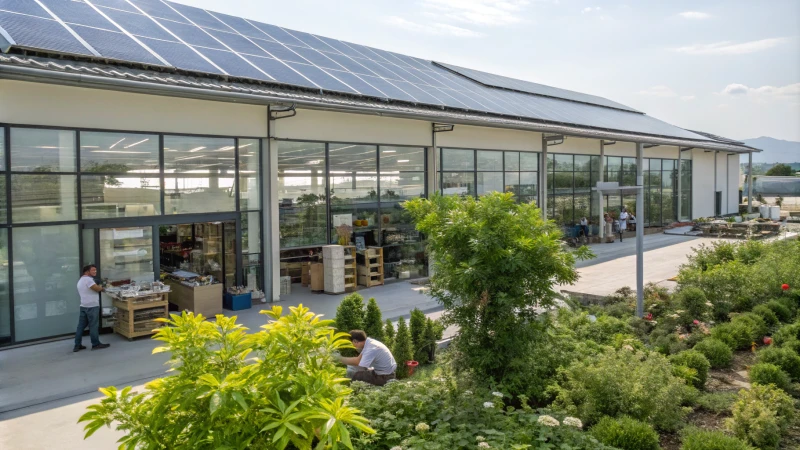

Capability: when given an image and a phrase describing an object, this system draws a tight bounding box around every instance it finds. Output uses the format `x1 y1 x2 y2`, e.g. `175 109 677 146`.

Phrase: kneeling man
337 330 396 386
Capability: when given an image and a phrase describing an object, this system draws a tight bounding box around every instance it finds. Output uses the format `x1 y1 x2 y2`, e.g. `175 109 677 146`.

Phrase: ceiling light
124 138 150 149
307 160 322 165
188 146 206 152
35 146 59 149
91 150 150 154
109 138 125 149
382 150 396 153
215 146 235 151
81 146 99 148
239 143 253 148
174 155 205 161
397 160 409 163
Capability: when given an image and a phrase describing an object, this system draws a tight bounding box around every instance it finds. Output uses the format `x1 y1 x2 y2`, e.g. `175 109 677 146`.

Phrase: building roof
0 0 757 153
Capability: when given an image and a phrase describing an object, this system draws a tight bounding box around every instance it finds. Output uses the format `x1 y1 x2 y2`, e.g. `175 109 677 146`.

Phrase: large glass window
163 135 236 214
0 229 8 345
239 139 260 211
680 158 692 220
380 146 425 201
0 129 6 223
12 224 80 342
439 149 539 205
10 128 75 172
329 144 378 245
11 174 78 223
277 141 327 248
80 131 159 173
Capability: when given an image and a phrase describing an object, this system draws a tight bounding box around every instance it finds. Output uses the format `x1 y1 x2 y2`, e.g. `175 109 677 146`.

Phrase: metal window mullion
159 135 165 216
473 150 477 198
325 143 331 246
76 131 82 221
4 126 13 345
234 138 240 213
376 145 381 245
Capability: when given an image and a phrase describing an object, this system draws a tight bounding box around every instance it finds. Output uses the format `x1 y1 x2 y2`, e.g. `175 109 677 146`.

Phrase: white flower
476 436 486 442
478 442 491 449
390 447 403 450
537 415 560 427
415 422 430 433
483 401 495 408
563 417 583 428
491 391 504 398
463 390 473 396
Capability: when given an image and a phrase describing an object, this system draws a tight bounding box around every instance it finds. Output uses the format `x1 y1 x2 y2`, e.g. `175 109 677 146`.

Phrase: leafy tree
383 319 395 349
393 317 414 378
363 298 384 342
409 308 426 359
765 163 793 176
334 293 365 333
419 318 444 364
404 192 592 392
79 306 374 449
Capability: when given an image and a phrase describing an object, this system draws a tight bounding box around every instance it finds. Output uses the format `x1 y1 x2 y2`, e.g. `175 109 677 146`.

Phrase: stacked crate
357 247 384 287
322 245 346 294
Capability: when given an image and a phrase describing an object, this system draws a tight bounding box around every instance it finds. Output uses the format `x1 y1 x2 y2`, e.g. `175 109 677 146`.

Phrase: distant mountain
741 137 800 163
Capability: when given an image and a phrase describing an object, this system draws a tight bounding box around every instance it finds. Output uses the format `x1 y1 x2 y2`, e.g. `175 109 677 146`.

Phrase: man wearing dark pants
74 264 110 352
337 330 396 386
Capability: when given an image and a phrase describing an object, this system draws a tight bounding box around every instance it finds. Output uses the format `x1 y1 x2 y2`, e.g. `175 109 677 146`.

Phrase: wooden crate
343 246 357 291
112 293 169 340
357 246 384 287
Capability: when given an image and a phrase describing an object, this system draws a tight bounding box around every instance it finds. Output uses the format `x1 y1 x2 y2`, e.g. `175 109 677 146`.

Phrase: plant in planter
393 317 414 378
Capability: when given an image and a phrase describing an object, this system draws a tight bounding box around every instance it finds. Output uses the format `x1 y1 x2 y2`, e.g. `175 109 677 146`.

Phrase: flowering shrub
550 348 695 431
589 416 660 450
78 306 374 449
729 384 795 449
349 378 615 450
692 338 733 369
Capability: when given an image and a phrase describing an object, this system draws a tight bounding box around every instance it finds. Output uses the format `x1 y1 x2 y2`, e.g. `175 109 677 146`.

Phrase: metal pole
598 141 605 236
541 135 548 220
747 151 753 213
636 142 644 318
677 147 683 220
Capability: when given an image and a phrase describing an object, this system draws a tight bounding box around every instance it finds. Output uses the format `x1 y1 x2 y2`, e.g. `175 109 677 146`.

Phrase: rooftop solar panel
200 47 271 81
88 0 139 14
285 61 359 94
155 18 225 50
0 10 92 56
0 0 50 18
245 54 315 88
202 28 268 57
127 0 186 23
205 10 266 40
38 0 116 31
70 24 161 65
137 36 221 74
98 6 174 41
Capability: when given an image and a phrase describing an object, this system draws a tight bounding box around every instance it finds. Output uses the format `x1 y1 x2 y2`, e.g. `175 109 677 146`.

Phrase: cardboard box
310 263 324 292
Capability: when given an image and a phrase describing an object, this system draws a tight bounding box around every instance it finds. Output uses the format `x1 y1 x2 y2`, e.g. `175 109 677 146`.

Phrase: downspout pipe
0 63 759 154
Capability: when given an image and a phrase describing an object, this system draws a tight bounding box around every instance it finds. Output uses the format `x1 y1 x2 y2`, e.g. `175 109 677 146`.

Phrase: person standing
579 217 589 241
619 209 629 242
337 330 396 386
74 264 110 352
604 213 614 243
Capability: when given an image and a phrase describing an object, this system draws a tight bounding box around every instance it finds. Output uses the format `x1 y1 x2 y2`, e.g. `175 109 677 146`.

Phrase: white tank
760 205 769 218
770 206 781 220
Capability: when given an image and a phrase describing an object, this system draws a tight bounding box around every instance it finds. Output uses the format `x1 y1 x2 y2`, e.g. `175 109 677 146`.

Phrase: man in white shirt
337 330 397 386
618 209 629 242
74 264 110 352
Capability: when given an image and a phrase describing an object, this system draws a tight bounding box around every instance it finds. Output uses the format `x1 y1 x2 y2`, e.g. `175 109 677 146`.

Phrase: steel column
677 147 683 220
598 141 605 235
636 143 644 318
540 135 548 220
747 151 753 213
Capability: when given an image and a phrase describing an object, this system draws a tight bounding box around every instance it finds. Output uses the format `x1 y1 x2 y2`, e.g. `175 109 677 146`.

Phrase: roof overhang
0 55 758 154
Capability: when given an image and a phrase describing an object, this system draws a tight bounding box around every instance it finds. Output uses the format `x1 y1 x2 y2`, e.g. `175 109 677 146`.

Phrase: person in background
579 217 589 241
628 213 637 232
604 213 614 243
337 330 396 386
74 264 110 352
618 209 629 242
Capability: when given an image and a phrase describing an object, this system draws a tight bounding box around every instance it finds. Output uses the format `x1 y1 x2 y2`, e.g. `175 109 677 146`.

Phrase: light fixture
109 138 125 149
35 146 59 149
382 150 396 153
307 160 322 165
91 150 150 154
239 143 253 148
215 146 235 151
397 160 409 163
174 155 204 161
81 145 99 149
124 138 150 149
188 146 206 152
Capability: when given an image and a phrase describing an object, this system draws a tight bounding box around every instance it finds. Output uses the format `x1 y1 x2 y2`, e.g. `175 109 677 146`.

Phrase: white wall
728 153 741 213
436 123 541 151
0 80 268 137
692 149 715 218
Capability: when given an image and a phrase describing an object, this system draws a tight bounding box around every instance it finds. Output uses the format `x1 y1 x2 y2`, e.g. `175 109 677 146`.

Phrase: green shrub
383 318 395 349
732 313 768 340
680 427 755 450
729 384 796 449
334 292 365 333
780 338 800 354
671 350 711 389
773 321 800 347
773 297 798 318
765 300 792 323
418 318 443 364
695 392 738 415
589 416 660 450
679 287 711 322
649 326 688 355
752 304 779 328
756 346 800 380
693 338 733 368
393 317 414 378
409 308 427 363
711 321 754 350
748 363 791 391
78 307 374 449
364 298 384 342
550 348 695 431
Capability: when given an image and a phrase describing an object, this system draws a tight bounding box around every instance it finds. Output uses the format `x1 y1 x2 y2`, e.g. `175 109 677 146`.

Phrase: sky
172 0 800 142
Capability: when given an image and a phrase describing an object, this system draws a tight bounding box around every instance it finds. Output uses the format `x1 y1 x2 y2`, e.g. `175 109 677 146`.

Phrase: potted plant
397 263 413 279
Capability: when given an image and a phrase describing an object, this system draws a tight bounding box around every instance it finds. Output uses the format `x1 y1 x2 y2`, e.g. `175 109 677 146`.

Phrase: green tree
334 293 365 333
383 319 395 349
393 317 414 378
363 298 384 342
79 306 374 449
409 308 426 359
404 192 592 392
419 318 443 364
765 163 793 176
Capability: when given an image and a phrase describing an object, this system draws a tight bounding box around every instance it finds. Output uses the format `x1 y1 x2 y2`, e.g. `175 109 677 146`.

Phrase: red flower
644 312 653 321
763 336 773 345
782 284 790 291
693 320 700 325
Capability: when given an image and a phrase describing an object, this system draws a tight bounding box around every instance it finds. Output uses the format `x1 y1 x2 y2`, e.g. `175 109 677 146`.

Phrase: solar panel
70 24 161 65
245 54 315 89
155 18 226 50
98 7 175 41
200 47 271 81
0 11 92 56
127 0 187 23
38 0 116 31
165 1 227 32
202 28 268 57
138 36 221 74
433 61 641 113
284 61 359 94
88 0 139 14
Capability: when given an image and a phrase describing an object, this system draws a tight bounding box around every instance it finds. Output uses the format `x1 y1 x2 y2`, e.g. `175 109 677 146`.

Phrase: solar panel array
0 0 708 141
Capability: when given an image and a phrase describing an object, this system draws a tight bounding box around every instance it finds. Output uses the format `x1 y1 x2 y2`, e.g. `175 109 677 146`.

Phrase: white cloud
671 38 788 55
678 11 710 20
721 82 800 98
680 95 696 101
581 6 601 14
421 0 531 26
382 16 484 37
637 85 677 97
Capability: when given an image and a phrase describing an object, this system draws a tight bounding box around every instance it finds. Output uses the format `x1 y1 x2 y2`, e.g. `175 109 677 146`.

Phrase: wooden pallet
112 293 169 340
357 247 384 287
343 245 357 291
